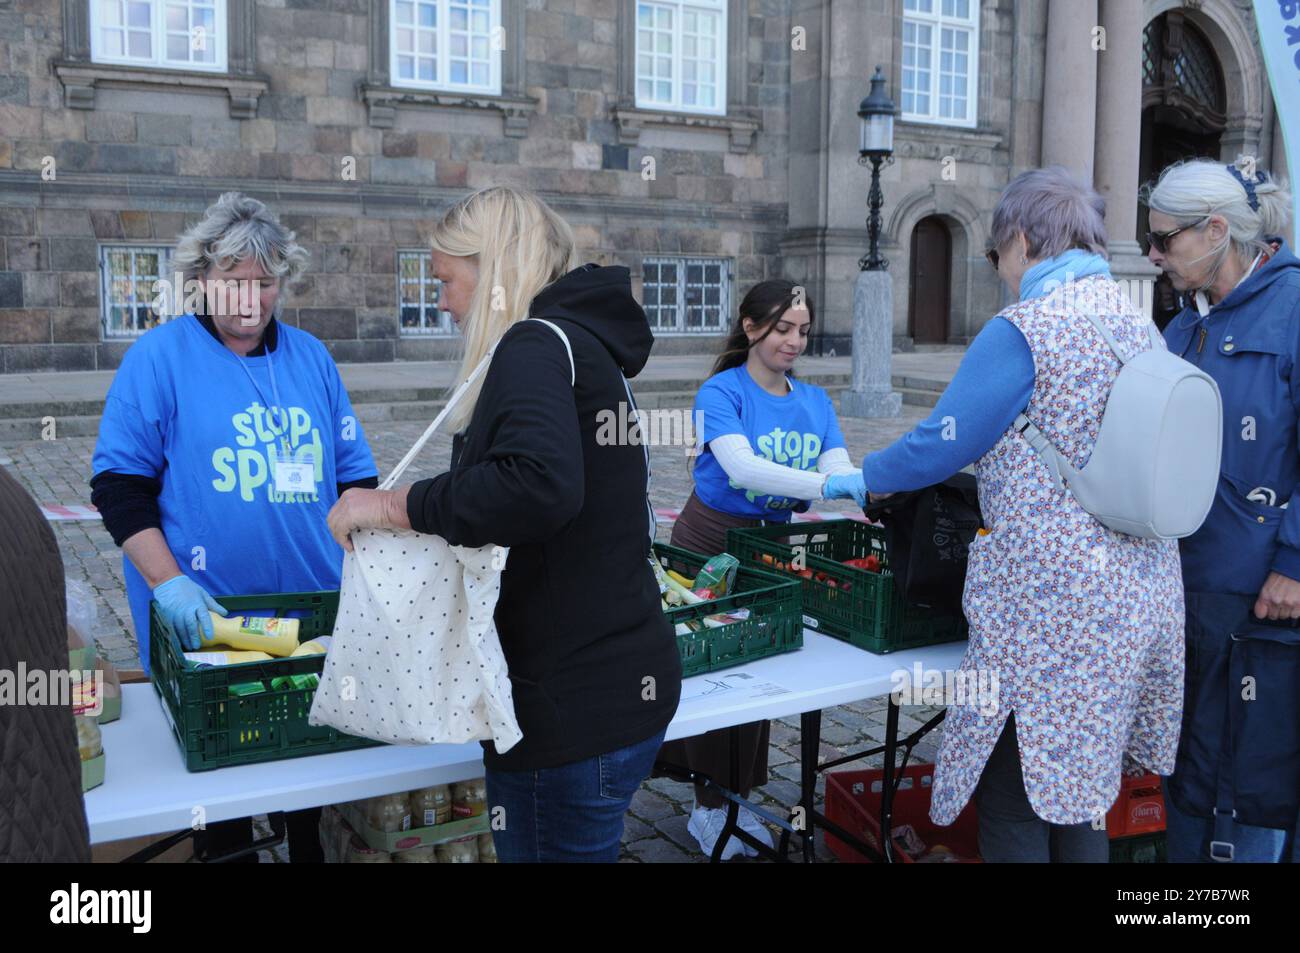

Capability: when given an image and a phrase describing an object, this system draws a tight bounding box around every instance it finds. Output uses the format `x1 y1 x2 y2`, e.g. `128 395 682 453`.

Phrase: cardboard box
81 752 105 793
339 801 488 853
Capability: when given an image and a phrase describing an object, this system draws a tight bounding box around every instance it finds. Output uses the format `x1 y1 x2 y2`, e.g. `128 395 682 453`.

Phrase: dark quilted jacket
0 465 91 861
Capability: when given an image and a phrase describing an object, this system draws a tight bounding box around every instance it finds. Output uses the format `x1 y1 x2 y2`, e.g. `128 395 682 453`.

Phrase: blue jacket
1163 241 1300 595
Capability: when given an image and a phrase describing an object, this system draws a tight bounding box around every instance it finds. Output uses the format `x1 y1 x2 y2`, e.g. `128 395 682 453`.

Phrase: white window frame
901 0 979 129
99 244 175 340
633 0 727 117
642 256 732 334
397 250 456 336
89 0 229 73
389 0 503 96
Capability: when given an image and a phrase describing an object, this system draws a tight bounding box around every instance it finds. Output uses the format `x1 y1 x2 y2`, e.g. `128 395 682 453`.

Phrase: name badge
273 457 316 495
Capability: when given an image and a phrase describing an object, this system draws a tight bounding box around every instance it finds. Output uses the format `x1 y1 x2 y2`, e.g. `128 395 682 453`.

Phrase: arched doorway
908 216 952 344
1139 10 1226 329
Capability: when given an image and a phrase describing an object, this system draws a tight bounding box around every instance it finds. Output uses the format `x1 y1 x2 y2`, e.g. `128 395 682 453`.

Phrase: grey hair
1142 158 1292 264
990 166 1109 260
169 191 309 285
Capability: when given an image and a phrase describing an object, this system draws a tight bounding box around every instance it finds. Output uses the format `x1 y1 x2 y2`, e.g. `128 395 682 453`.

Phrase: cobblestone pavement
1 401 952 862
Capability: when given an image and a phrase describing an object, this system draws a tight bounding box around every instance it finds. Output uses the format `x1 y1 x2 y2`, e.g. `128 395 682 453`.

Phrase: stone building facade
0 0 1290 373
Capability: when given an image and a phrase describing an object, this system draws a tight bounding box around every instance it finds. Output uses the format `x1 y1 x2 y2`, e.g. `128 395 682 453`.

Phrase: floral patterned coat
929 275 1185 827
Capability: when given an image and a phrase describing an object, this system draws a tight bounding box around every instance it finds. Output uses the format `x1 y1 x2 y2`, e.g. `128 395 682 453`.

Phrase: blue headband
1226 163 1262 212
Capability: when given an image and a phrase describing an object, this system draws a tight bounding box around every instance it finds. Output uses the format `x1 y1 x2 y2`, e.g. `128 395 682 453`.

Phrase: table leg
800 708 821 863
880 697 901 864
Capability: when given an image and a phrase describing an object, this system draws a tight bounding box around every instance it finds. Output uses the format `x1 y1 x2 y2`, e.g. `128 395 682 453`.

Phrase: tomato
760 554 775 566
843 556 882 573
796 568 814 580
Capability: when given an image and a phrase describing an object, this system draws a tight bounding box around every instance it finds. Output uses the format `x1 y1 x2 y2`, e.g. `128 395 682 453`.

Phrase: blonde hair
433 186 576 432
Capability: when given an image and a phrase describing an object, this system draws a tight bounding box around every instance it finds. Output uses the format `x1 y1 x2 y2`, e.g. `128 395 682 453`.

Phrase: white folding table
86 631 967 860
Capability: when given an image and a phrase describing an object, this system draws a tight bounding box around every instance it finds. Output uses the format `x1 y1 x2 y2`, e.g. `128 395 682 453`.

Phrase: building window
901 0 978 128
89 0 228 72
642 257 731 333
398 250 454 335
634 0 726 115
100 245 173 339
390 0 502 95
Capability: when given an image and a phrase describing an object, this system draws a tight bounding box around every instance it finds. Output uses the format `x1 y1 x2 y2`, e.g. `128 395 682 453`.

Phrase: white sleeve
709 432 828 501
816 446 860 477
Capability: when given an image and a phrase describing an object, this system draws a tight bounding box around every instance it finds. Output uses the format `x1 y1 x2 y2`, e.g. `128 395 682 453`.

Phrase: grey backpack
1014 313 1222 539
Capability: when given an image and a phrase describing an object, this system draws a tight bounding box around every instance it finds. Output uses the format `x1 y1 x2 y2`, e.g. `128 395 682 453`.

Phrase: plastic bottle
201 614 300 657
290 636 332 657
184 650 275 668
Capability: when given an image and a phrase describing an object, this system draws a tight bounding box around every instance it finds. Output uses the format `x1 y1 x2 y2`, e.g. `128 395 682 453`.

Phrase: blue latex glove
153 574 228 651
823 473 869 508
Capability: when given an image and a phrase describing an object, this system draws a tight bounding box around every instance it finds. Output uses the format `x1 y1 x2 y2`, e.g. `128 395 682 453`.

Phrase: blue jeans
1165 791 1289 862
485 727 667 863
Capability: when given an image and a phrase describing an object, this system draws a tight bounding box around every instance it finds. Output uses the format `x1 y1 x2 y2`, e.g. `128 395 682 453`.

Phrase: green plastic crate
654 543 803 677
1110 831 1167 863
725 520 968 654
150 590 381 772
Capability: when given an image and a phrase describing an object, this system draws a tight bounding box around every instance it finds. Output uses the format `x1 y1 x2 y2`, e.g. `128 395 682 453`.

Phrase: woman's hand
327 486 412 552
822 473 868 507
1253 571 1300 621
153 574 227 651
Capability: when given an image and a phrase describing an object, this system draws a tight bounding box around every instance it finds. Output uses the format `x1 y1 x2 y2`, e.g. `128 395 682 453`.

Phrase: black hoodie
406 264 682 771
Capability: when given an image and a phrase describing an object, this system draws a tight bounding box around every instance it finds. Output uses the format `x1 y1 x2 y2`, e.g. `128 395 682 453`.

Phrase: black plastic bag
863 473 983 612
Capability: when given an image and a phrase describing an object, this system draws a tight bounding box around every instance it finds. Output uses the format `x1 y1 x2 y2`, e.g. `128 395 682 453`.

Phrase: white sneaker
687 806 746 861
736 805 774 857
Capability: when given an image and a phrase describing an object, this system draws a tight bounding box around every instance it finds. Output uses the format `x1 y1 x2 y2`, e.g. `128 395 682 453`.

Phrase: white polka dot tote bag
309 346 524 751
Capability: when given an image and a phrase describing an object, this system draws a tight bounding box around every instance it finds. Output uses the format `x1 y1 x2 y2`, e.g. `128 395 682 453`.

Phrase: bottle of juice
201 614 299 657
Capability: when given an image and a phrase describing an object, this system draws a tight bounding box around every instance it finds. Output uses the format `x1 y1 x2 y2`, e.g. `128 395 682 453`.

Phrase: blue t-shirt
692 365 847 520
92 316 377 672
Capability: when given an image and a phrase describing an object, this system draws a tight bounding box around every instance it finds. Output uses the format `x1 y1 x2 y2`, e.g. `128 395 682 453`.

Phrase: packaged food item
345 834 391 863
451 778 487 819
409 785 452 827
476 833 498 863
201 614 299 657
695 553 740 596
227 681 267 698
364 792 411 833
435 836 479 863
393 844 437 863
270 674 319 692
75 715 102 761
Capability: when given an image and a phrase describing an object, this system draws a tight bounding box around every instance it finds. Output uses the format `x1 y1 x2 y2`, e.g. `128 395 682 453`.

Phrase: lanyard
234 344 291 455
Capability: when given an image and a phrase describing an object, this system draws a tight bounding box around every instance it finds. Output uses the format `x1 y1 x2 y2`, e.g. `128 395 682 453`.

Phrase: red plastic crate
1105 774 1166 839
824 764 981 863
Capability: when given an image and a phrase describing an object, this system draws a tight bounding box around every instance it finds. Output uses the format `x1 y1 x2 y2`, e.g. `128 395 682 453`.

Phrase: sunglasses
985 248 1000 270
1145 217 1209 254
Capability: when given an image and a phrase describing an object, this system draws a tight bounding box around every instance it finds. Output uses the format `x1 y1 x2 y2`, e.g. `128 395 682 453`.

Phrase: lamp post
841 66 902 419
858 65 895 271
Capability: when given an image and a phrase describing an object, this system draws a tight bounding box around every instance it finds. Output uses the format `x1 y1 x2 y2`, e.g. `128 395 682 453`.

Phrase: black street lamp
858 66 896 271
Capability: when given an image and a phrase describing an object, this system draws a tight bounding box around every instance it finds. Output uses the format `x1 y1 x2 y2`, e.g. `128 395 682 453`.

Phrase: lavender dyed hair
990 166 1109 260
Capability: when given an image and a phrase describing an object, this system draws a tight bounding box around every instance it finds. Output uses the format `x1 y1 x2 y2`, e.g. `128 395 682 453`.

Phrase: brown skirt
656 491 774 806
